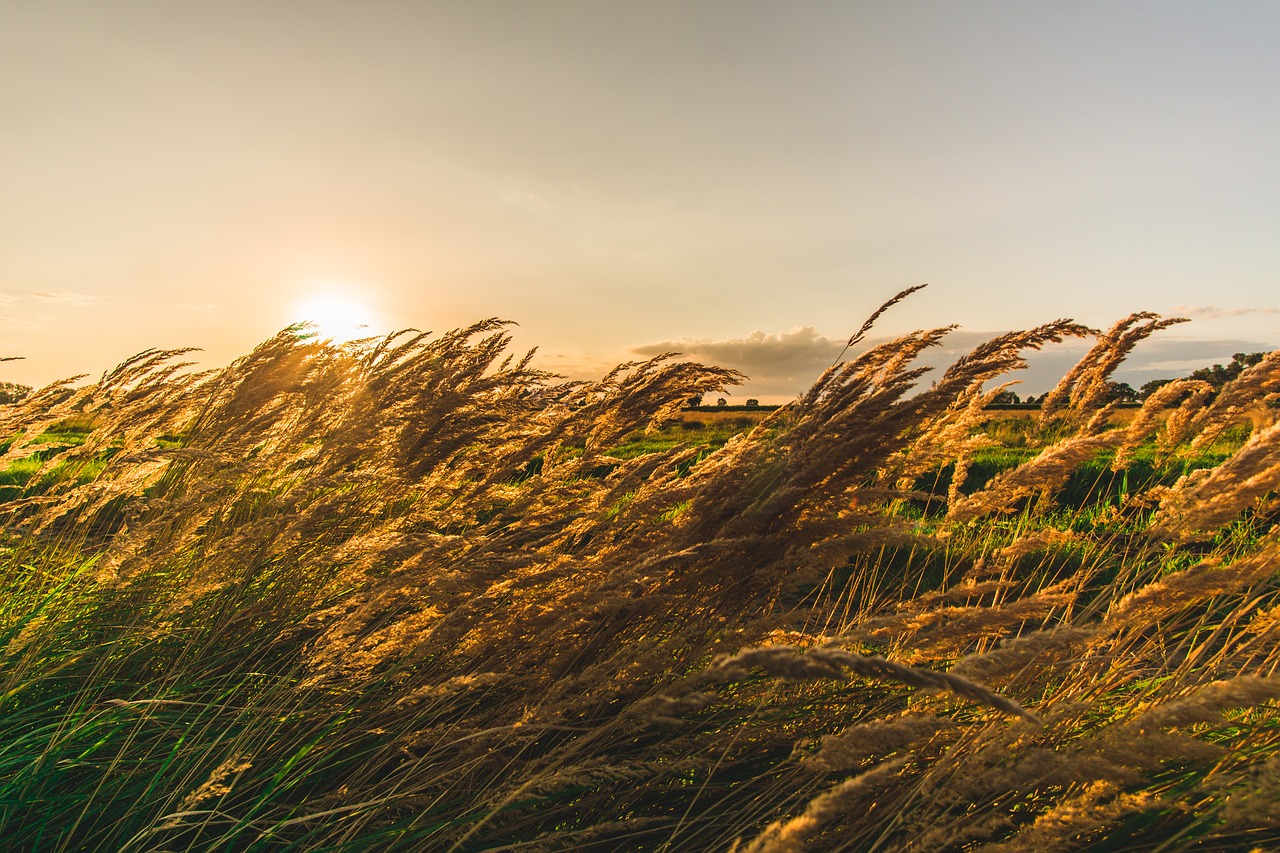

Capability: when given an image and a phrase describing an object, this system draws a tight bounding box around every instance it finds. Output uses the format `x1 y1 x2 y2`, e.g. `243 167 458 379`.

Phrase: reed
0 296 1277 851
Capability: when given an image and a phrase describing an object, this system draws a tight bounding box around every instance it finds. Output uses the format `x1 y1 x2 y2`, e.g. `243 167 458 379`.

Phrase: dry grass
0 297 1278 851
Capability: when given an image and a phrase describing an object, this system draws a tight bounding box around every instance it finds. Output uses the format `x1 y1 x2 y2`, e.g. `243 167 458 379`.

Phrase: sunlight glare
292 291 379 344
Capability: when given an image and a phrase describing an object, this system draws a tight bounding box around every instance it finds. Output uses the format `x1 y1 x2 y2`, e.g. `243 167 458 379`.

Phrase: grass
0 306 1278 851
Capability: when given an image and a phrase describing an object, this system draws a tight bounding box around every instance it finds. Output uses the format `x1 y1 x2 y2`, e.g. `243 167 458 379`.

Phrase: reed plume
1 296 1278 851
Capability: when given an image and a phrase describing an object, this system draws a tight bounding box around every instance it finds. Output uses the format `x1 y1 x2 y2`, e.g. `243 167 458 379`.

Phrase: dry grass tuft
1 299 1278 851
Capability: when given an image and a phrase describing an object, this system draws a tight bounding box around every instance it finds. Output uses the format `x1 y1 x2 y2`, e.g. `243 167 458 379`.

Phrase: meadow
1 296 1279 851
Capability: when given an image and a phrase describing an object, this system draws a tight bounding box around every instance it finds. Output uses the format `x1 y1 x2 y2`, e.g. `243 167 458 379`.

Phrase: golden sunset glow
4 7 1280 848
2 4 1279 395
291 291 379 344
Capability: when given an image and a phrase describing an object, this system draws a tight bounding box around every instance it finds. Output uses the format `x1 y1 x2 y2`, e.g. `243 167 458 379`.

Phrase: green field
2 311 1279 851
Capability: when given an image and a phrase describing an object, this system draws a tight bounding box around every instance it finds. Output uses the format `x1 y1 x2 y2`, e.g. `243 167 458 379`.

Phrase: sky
2 1 1278 401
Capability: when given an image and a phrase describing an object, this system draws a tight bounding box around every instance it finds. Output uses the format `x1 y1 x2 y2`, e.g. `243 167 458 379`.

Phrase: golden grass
0 298 1278 851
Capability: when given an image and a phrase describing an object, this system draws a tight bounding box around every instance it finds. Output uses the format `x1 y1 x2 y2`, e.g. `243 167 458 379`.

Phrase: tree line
992 351 1269 406
0 353 1271 410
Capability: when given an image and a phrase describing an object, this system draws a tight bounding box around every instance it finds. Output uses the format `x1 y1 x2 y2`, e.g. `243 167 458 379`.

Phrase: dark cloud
1105 336 1280 389
912 334 1280 397
634 328 1280 402
632 327 843 396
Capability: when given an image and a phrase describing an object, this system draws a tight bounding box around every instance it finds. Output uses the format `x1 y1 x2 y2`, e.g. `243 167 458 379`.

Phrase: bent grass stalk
0 303 1276 850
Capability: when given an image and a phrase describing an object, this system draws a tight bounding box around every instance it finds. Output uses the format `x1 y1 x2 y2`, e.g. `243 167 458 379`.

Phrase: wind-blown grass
1 300 1278 851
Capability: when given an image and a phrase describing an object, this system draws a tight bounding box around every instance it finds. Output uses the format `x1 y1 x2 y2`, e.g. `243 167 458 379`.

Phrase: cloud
1170 305 1280 321
632 327 1071 398
1103 336 1279 383
633 327 1280 402
632 327 844 395
27 291 99 307
919 334 1280 396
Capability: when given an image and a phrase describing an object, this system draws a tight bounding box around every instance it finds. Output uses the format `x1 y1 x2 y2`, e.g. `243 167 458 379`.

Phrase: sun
291 291 379 344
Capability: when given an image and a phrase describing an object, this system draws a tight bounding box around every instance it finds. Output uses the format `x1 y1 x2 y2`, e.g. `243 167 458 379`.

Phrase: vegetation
1141 352 1271 403
1 300 1279 851
0 381 32 405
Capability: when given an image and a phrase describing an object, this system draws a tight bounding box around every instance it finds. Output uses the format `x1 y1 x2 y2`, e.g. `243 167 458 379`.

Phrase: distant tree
1133 352 1272 406
1139 378 1174 400
716 397 727 407
687 394 704 408
744 398 760 408
1189 352 1268 389
1103 381 1139 404
0 382 31 405
990 390 1020 405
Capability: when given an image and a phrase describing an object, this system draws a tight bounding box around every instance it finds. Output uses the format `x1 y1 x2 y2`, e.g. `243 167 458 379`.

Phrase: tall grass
1 300 1278 851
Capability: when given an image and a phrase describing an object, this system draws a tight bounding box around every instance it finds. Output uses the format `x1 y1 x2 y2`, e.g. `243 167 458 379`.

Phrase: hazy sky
3 1 1278 399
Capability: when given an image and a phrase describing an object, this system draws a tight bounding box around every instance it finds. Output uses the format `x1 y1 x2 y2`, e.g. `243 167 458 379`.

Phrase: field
2 305 1280 851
